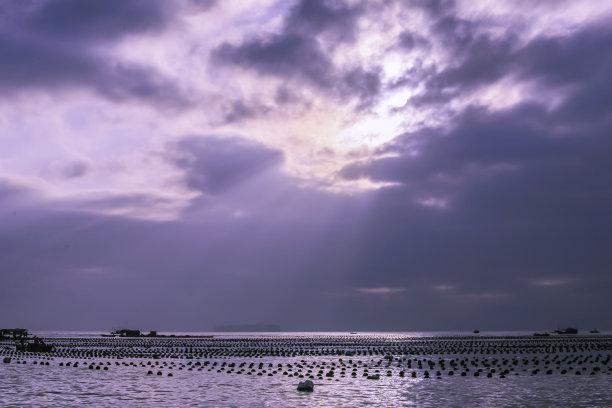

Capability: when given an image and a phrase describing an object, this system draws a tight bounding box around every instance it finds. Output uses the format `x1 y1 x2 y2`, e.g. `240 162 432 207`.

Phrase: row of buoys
146 370 173 376
4 334 608 356
3 335 611 383
4 345 609 359
7 352 611 381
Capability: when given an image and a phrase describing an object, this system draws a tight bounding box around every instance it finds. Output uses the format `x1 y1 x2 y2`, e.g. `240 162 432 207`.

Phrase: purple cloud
0 0 190 107
168 136 284 195
1 0 612 332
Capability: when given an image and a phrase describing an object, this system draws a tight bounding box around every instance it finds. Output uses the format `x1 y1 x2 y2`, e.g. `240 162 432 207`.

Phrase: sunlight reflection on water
2 358 612 407
2 332 612 407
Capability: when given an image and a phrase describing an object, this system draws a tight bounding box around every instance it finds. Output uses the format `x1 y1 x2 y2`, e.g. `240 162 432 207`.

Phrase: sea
1 331 611 407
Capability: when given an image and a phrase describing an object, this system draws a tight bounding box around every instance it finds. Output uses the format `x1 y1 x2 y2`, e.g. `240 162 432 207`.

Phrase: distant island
213 323 280 332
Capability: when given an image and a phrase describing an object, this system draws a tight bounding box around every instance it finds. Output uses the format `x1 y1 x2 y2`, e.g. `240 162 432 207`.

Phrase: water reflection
2 333 612 407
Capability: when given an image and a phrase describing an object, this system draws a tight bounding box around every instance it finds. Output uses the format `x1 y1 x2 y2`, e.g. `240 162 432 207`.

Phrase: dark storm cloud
211 0 380 107
429 31 515 90
340 103 555 187
211 0 367 85
408 0 456 17
341 67 382 108
223 99 271 123
525 26 610 88
26 0 171 41
432 15 479 48
0 31 92 88
212 34 334 87
341 97 612 215
168 136 284 194
515 27 612 123
404 15 516 106
335 22 612 324
274 86 301 105
397 31 429 51
0 32 188 106
410 14 612 109
285 0 363 42
0 0 188 107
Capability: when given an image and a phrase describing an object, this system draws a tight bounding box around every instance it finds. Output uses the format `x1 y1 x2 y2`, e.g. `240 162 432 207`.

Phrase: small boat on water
473 329 480 334
553 327 578 335
16 337 55 352
590 329 600 334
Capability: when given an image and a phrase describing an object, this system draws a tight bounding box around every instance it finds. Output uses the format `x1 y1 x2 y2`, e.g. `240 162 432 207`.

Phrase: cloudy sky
1 0 611 331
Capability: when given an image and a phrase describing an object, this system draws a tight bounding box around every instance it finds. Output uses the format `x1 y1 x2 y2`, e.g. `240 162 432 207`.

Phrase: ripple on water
2 334 612 407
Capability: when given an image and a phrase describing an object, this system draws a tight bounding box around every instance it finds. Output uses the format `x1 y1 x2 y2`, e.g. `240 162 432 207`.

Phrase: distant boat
590 329 600 334
350 332 357 334
533 332 550 337
16 337 54 352
111 329 142 337
473 329 480 334
553 327 578 335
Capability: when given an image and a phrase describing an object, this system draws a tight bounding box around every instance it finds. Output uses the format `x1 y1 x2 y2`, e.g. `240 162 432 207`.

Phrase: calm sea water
1 331 611 407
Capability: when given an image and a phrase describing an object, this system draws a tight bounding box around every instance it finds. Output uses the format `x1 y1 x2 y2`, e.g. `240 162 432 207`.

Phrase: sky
1 0 611 332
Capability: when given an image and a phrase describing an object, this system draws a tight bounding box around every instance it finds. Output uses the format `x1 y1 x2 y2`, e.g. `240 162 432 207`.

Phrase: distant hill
212 323 280 332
